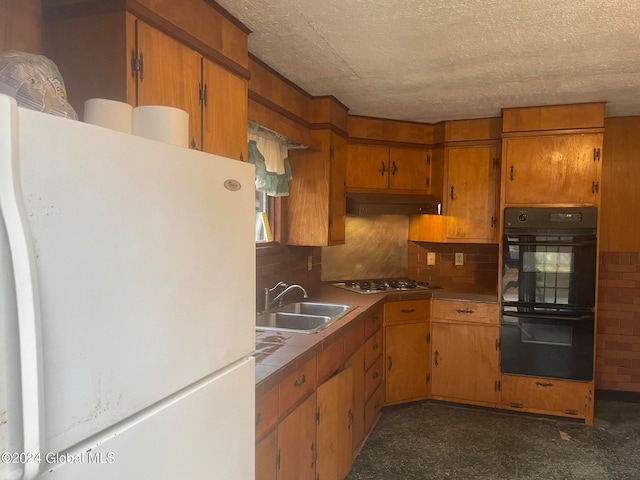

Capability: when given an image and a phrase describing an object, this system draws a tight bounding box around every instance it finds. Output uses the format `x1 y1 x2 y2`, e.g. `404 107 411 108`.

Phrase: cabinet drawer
365 382 384 434
431 299 499 325
364 306 383 338
344 318 365 359
255 385 279 441
317 336 345 384
279 356 317 416
365 356 383 401
384 300 430 324
500 374 592 419
364 329 383 370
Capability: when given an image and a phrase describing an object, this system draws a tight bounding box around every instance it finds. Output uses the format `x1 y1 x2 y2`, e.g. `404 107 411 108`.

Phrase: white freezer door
39 358 255 480
0 96 256 471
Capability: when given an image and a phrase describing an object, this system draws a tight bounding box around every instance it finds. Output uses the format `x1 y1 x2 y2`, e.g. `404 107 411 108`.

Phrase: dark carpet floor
346 400 640 480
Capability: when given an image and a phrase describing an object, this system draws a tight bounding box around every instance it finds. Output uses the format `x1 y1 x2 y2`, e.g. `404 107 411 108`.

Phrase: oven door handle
502 311 593 322
503 241 596 247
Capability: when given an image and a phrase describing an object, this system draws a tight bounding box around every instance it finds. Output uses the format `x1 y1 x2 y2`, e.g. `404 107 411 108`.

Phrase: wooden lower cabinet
316 369 354 480
500 374 594 423
430 322 500 406
365 382 384 434
385 321 430 404
256 429 277 480
345 346 366 453
277 392 317 480
257 368 355 480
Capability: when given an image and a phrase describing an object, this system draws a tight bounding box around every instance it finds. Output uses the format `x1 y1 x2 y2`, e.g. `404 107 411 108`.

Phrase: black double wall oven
501 207 598 381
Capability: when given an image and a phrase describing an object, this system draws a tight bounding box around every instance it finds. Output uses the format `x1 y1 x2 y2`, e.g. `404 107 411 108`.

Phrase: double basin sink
256 302 355 334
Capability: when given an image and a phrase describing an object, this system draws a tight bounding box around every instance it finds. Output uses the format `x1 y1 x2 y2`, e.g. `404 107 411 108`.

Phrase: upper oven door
502 207 598 310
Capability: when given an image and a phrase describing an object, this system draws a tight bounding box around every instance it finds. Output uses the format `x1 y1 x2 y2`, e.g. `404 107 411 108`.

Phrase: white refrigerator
0 94 255 480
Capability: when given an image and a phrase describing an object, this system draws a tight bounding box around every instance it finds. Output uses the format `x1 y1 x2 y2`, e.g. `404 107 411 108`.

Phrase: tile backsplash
408 241 499 292
256 244 322 311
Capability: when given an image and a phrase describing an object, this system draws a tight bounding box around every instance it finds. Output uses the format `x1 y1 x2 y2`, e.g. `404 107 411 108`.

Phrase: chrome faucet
264 283 308 309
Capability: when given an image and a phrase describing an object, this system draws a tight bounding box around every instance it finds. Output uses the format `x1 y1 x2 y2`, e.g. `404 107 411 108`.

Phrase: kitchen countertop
252 284 498 395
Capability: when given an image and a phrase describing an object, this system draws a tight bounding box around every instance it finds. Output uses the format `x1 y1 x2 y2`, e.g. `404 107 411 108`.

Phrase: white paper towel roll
132 105 189 148
83 98 133 133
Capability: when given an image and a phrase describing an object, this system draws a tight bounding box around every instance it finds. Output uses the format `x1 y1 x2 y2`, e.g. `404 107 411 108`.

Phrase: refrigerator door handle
0 96 45 479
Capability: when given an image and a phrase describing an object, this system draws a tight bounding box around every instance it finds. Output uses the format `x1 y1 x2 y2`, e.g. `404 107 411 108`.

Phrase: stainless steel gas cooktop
331 279 442 294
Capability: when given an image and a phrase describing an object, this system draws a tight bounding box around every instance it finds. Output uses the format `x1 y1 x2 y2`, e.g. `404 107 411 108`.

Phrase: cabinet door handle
535 381 553 387
434 350 439 367
450 185 455 200
348 408 354 429
391 161 398 175
379 162 387 175
255 412 262 425
138 52 144 80
387 356 393 372
401 308 415 314
294 374 306 387
373 343 379 350
130 49 137 78
373 372 379 379
509 165 514 181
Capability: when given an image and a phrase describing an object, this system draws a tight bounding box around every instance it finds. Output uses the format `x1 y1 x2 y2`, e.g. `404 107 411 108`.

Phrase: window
255 190 273 242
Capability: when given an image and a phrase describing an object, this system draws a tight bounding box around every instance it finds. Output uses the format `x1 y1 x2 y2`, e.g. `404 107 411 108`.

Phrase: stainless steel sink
256 302 355 334
276 302 352 317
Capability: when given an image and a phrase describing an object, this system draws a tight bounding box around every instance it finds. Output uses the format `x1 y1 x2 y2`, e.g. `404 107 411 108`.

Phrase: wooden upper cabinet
445 145 499 241
43 2 249 159
202 58 248 160
285 130 347 246
346 144 389 190
503 134 602 205
135 20 202 149
388 148 432 191
346 144 432 193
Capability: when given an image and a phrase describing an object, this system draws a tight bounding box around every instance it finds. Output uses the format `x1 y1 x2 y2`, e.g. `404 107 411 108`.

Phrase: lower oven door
500 311 594 381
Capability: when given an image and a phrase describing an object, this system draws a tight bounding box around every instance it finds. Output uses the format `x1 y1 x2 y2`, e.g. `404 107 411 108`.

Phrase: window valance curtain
247 123 294 197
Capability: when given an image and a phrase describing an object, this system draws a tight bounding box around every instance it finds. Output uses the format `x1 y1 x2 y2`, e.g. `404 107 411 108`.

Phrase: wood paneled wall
1 0 42 54
600 117 640 251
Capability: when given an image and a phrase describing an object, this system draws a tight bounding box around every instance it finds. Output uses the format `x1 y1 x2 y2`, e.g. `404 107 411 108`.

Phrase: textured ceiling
216 0 640 123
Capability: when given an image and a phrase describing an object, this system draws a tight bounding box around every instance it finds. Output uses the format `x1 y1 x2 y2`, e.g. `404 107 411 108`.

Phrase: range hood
345 193 441 216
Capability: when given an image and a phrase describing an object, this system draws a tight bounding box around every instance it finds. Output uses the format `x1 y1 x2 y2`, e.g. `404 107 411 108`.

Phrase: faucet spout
267 284 309 309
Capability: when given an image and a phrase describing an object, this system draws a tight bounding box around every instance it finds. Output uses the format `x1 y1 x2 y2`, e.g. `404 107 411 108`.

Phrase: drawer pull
373 372 379 379
255 412 262 425
535 381 553 388
401 308 415 314
294 374 306 387
565 409 579 416
456 309 474 314
510 403 523 409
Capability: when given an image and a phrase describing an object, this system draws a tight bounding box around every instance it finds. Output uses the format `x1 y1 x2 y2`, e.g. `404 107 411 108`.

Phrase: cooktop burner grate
331 279 441 294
